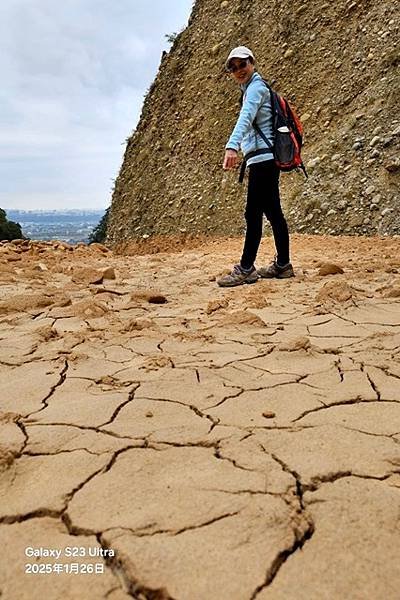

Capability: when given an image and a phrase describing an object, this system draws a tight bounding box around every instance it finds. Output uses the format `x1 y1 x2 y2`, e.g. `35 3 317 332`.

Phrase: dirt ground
1 234 400 600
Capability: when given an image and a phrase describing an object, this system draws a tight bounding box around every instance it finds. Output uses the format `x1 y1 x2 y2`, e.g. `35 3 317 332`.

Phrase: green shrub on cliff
89 207 110 243
0 208 23 241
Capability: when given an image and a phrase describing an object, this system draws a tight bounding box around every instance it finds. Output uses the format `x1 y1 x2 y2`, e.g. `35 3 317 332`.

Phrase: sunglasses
227 59 249 73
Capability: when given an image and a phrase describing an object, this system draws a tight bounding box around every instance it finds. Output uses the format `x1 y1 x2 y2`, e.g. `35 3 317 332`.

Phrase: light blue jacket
225 72 274 165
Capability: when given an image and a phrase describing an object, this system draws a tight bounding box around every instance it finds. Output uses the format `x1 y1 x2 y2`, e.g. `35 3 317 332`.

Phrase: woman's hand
223 149 239 170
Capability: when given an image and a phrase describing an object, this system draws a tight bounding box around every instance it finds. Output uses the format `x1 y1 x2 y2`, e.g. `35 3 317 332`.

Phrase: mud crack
26 359 69 417
249 450 315 597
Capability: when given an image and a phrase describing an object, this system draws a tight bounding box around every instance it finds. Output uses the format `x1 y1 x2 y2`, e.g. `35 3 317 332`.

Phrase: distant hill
7 210 105 244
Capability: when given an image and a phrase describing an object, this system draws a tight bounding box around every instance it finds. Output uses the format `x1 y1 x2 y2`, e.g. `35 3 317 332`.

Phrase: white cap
225 46 255 69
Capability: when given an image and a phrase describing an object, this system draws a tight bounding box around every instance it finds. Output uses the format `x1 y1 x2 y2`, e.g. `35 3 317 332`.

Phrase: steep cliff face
107 0 400 244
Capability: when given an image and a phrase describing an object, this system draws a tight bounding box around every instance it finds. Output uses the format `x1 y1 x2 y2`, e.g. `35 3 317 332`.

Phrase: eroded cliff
107 0 400 243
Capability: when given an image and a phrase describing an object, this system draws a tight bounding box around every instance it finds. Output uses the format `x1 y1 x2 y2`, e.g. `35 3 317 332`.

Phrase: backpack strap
253 79 275 150
253 122 274 151
237 76 275 183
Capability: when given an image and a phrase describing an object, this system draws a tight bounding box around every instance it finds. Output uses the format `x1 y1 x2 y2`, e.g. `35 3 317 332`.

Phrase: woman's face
228 58 255 85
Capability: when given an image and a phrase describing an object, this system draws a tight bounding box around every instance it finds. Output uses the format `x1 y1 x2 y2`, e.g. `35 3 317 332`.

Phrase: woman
217 46 294 287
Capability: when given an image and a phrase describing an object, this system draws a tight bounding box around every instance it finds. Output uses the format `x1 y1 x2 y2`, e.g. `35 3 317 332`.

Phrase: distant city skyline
1 1 194 211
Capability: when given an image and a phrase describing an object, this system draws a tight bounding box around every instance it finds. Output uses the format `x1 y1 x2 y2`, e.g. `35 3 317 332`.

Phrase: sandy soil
1 234 400 600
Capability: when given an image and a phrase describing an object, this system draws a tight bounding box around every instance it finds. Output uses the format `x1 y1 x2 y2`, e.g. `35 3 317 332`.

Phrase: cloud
0 0 193 210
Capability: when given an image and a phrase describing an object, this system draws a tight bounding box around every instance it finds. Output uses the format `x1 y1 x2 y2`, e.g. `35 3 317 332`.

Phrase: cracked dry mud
1 234 400 600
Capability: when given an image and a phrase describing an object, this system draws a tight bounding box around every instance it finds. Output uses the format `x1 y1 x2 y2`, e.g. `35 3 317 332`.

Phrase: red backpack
239 79 307 181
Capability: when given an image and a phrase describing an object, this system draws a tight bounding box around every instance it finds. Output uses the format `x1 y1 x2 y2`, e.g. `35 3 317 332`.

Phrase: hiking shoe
217 264 259 287
257 260 295 279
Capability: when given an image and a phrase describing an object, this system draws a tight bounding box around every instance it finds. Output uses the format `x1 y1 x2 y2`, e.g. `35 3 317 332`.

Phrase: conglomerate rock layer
1 234 400 599
107 0 400 243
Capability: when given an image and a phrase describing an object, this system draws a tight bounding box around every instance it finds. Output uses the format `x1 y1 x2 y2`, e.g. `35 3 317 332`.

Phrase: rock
57 242 73 251
307 157 321 170
384 287 400 298
35 324 58 341
101 267 116 280
206 299 229 314
90 243 110 253
72 268 105 284
318 262 344 276
0 293 55 314
365 185 376 196
279 336 311 351
262 411 276 419
5 252 21 262
318 280 355 304
130 291 167 304
369 136 381 147
33 262 49 272
122 318 153 332
384 158 400 173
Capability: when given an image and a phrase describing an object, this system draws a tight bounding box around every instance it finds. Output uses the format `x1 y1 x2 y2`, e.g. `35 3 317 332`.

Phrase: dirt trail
1 234 400 599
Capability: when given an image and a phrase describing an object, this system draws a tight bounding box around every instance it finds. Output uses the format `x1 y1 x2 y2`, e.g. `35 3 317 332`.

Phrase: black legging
240 160 290 270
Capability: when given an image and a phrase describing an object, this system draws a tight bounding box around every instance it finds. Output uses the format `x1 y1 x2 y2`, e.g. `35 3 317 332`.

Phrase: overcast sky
0 0 194 211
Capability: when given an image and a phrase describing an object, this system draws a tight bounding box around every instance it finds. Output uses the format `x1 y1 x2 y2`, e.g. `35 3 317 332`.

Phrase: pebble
102 267 116 280
369 136 381 147
307 157 321 169
384 158 400 173
318 263 344 276
262 411 276 419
